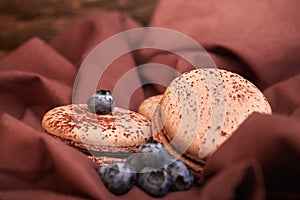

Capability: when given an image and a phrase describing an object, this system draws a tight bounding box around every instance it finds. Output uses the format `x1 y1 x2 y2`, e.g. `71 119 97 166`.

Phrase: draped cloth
1 0 300 199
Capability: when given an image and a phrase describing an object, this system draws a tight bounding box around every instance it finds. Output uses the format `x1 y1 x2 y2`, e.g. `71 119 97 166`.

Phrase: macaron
137 95 163 119
42 104 152 166
152 68 272 179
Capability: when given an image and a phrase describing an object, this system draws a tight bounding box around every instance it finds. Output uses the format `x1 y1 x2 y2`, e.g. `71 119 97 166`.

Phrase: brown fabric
1 0 300 199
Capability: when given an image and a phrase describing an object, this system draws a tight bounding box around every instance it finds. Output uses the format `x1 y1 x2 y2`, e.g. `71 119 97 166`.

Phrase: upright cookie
152 68 272 178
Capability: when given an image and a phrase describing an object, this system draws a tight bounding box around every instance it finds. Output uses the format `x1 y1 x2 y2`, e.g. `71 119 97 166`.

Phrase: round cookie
152 68 272 178
138 95 163 119
42 104 152 166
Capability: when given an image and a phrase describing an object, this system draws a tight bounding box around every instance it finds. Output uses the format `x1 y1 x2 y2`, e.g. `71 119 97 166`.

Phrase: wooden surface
0 0 158 59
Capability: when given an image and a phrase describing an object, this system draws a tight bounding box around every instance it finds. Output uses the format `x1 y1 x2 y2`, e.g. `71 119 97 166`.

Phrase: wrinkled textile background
1 0 300 199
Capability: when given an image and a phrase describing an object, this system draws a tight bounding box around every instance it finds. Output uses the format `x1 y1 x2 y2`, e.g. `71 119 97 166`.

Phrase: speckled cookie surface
42 104 152 153
151 110 204 180
152 68 272 168
138 95 163 119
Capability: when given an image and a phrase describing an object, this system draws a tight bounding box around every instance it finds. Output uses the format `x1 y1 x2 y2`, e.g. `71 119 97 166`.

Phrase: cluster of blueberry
97 140 194 197
87 90 194 196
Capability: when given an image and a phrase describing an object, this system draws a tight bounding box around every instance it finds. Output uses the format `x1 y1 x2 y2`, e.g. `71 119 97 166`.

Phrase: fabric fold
0 113 107 199
264 74 300 115
199 159 265 200
203 112 300 200
148 0 300 90
50 12 145 110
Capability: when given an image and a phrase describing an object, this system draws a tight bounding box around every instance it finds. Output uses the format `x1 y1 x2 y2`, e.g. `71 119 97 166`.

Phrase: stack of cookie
42 68 271 190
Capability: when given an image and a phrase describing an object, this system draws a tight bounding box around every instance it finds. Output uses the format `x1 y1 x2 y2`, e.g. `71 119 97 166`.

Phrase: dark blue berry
126 153 145 172
87 90 115 114
164 157 194 191
137 167 172 197
97 162 136 195
126 140 168 172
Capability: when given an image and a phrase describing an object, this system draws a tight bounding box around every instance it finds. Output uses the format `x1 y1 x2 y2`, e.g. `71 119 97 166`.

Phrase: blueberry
97 162 136 195
126 153 145 172
138 140 167 155
126 140 168 172
137 167 172 197
87 90 115 114
164 157 194 191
